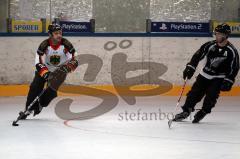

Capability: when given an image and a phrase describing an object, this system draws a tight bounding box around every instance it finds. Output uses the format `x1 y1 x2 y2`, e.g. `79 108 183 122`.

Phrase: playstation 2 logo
159 23 167 30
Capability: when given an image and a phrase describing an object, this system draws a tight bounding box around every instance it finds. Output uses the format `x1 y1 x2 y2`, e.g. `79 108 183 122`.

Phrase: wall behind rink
0 36 239 86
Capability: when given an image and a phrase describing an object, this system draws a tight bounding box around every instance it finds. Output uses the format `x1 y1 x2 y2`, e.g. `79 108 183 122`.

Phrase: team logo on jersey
210 57 227 68
50 55 61 65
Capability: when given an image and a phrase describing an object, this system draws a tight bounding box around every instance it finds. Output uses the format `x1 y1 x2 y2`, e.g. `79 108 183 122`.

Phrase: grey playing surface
0 96 239 159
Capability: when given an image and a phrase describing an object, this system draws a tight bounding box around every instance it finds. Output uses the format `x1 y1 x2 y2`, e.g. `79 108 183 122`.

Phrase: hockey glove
183 65 195 80
36 63 50 80
220 79 233 91
62 59 79 73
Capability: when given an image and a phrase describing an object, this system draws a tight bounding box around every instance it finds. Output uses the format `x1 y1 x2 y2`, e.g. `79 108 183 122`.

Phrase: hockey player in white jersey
21 23 78 119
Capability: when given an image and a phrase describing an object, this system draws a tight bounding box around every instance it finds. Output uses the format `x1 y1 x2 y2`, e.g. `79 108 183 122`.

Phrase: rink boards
0 36 239 96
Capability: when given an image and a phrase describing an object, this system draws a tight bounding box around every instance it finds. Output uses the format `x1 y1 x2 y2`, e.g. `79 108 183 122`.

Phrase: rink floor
0 96 239 159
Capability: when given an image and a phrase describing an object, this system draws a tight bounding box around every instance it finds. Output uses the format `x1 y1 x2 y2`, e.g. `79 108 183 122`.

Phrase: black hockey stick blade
12 121 19 126
12 111 25 126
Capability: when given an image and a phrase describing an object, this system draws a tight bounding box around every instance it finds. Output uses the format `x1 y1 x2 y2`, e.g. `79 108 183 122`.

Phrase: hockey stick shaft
12 89 46 126
168 78 187 129
173 78 188 112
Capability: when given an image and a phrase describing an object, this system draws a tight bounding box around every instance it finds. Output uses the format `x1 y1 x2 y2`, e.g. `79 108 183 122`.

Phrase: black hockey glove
62 59 79 73
220 79 233 91
183 65 195 80
36 63 50 80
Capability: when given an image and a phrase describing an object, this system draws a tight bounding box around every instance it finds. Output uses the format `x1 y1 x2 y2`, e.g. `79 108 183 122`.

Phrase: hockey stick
12 62 69 127
12 89 46 126
168 78 188 129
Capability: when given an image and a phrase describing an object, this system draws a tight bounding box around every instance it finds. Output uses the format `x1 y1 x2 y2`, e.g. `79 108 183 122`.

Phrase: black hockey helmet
48 23 62 35
214 23 231 35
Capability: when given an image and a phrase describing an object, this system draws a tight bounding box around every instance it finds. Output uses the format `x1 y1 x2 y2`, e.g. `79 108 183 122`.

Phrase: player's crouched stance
173 23 239 123
20 23 78 119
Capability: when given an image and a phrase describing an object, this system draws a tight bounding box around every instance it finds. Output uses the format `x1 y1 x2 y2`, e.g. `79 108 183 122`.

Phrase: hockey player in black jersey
20 23 78 119
173 23 239 123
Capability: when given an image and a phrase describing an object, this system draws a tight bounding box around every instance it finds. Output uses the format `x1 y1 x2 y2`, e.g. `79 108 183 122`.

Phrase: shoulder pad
37 39 50 56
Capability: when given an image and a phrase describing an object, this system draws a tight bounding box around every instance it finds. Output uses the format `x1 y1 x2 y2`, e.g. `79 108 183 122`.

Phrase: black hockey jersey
187 40 239 83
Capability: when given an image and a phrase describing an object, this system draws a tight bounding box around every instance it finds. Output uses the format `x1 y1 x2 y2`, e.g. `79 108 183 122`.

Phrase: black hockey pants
25 72 57 111
182 74 224 114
